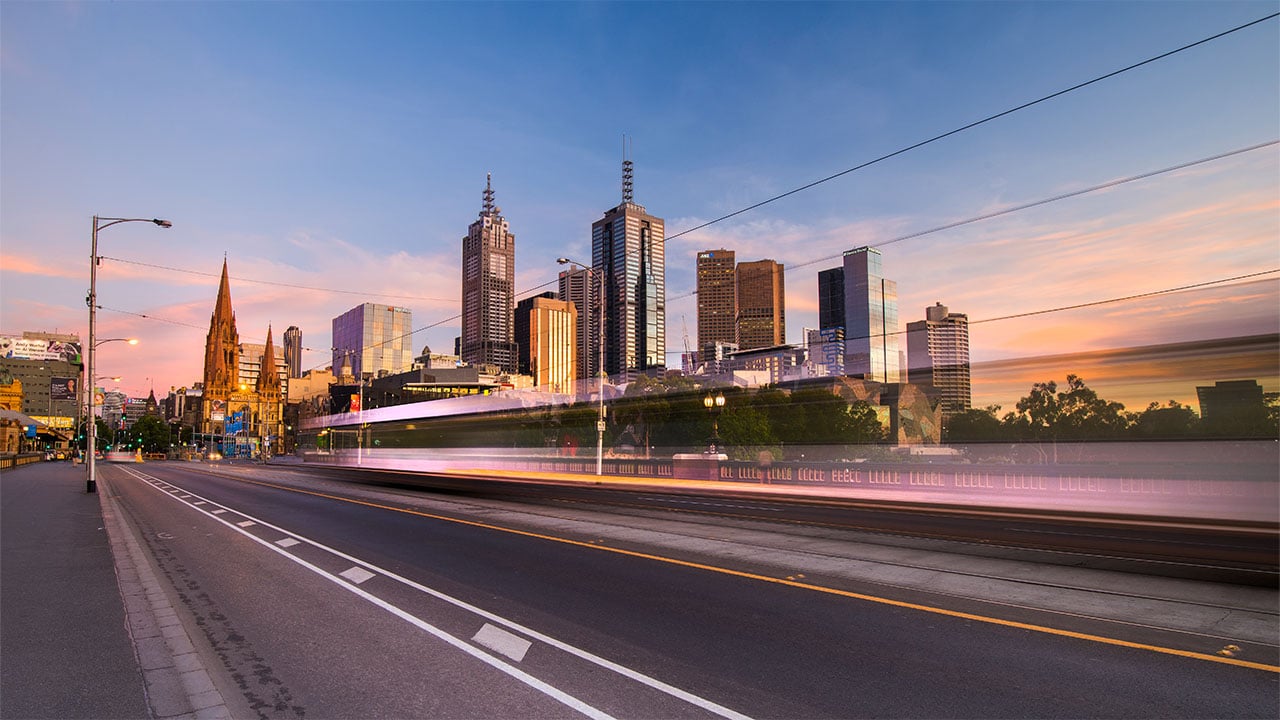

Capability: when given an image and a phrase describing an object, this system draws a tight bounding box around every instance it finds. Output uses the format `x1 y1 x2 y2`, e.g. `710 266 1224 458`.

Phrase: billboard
50 377 78 401
0 337 82 364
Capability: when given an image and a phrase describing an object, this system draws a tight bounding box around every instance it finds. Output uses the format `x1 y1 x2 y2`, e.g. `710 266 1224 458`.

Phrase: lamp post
557 257 606 476
87 215 169 493
86 335 141 493
703 391 725 454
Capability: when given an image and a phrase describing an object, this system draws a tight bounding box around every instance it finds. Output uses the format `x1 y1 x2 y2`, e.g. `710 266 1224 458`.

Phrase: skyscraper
906 302 971 419
283 325 302 378
461 174 518 373
841 247 900 383
736 259 785 350
592 152 665 380
558 266 599 381
524 296 578 392
515 292 556 375
331 303 414 380
696 249 736 355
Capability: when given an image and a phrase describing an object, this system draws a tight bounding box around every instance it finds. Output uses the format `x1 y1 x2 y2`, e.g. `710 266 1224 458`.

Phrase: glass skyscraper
842 247 900 383
331 303 414 380
591 156 665 380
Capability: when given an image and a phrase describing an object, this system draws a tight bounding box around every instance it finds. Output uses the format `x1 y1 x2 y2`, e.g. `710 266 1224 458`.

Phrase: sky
2 1 1277 411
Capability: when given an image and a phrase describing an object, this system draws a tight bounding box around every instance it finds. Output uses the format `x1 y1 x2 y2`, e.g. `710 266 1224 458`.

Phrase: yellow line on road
218 472 1279 673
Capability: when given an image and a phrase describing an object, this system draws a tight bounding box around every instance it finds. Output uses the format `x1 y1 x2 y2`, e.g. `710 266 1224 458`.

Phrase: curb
98 472 233 720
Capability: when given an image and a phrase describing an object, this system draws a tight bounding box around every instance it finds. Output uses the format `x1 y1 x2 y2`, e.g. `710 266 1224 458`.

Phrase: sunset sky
2 2 1276 411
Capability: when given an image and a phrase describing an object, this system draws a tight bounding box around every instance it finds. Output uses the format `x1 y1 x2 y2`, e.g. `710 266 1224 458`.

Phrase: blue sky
2 1 1276 408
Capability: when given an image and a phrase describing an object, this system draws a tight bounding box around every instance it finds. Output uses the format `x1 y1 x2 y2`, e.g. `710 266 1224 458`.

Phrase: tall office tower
331 303 414 380
558 267 599 381
842 247 900 383
461 174 518 373
524 296 578 392
239 341 290 395
283 326 302 378
817 267 845 331
696 249 736 356
515 292 556 375
906 302 971 419
591 151 665 380
736 259 786 350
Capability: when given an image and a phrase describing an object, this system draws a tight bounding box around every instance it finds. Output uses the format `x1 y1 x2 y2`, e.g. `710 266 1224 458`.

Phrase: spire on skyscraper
481 172 497 217
621 135 634 204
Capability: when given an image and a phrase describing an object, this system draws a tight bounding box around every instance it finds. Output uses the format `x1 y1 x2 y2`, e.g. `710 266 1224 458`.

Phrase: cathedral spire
212 258 235 326
256 325 282 395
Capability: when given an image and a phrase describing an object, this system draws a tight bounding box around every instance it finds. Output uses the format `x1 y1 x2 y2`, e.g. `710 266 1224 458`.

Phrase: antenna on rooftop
621 134 634 204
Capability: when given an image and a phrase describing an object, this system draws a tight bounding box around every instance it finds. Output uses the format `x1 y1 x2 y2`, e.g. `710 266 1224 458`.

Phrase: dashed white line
474 623 532 662
340 567 376 585
276 538 301 548
237 520 256 528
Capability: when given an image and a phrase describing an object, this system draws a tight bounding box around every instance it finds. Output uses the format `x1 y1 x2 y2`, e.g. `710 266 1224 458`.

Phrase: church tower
201 260 242 450
255 326 284 455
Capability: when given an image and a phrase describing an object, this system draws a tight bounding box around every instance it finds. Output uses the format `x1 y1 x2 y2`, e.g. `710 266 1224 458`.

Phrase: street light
703 391 726 454
87 215 170 493
557 257 606 476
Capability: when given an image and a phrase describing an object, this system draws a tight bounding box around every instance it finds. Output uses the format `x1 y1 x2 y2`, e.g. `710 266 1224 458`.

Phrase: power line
99 257 453 302
667 140 1278 301
665 12 1279 243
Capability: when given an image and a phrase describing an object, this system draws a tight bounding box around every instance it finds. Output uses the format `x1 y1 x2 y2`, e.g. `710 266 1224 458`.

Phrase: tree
1131 401 1199 439
128 416 172 453
945 406 1005 443
1006 375 1131 441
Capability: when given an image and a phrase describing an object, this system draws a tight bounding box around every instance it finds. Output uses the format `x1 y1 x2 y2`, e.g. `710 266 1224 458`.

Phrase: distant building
906 302 971 420
593 151 665 381
806 327 845 377
331 303 414 380
0 331 83 431
515 292 556 375
1196 380 1265 421
839 247 900 383
200 261 286 456
817 267 845 332
461 174 518 373
240 339 289 398
283 326 302 378
696 249 737 357
523 295 577 392
736 259 785 350
558 265 600 381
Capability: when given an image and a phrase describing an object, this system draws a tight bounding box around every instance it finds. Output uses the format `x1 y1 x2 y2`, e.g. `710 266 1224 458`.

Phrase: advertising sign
50 377 78 401
0 337 82 364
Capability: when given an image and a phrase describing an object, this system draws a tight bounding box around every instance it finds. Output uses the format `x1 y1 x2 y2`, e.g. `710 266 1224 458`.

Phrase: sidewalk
0 461 228 719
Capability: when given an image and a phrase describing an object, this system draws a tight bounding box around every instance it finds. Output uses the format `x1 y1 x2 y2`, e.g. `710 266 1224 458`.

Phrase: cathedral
199 260 284 457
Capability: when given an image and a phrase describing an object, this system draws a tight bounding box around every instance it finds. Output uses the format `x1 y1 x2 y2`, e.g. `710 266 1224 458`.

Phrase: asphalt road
102 461 1278 719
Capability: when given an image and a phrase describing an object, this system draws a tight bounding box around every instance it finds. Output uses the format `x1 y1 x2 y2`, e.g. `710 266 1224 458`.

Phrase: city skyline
1 2 1276 410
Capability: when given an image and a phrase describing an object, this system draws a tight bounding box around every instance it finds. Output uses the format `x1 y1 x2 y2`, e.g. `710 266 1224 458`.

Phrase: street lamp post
87 215 170 493
703 391 726 454
557 257 606 476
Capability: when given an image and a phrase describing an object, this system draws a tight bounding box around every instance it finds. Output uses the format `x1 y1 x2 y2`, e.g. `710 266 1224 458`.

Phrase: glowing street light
703 391 726 454
87 216 170 493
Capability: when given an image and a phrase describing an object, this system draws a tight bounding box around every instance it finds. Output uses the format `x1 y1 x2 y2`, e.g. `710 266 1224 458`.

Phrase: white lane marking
120 468 616 720
474 623 532 662
340 567 376 585
276 538 301 548
237 520 256 528
122 467 748 720
210 509 226 515
193 501 207 506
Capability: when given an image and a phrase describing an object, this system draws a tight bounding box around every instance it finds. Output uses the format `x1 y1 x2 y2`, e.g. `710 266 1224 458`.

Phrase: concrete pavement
1 460 229 719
